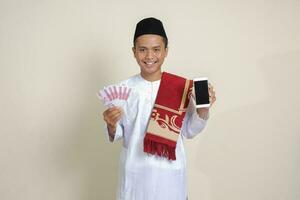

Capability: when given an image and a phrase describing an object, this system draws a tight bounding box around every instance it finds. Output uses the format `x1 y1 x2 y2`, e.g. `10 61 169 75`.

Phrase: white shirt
103 74 207 200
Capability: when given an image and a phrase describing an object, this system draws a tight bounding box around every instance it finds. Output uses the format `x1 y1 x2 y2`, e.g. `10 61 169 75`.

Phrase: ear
165 47 169 57
132 47 136 58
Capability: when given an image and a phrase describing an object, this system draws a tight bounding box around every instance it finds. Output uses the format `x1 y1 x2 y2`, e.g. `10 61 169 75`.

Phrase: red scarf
143 72 193 160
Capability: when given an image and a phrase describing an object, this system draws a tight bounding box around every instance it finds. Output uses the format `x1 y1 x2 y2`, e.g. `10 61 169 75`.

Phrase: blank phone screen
194 80 209 105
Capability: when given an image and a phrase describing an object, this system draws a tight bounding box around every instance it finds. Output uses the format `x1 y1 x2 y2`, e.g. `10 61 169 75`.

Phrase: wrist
196 108 209 120
107 123 117 136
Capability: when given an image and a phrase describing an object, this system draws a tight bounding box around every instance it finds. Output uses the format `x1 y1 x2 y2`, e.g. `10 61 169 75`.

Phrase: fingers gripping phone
193 77 210 108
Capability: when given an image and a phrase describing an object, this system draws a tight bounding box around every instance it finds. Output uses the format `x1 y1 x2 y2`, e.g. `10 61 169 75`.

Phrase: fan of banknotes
97 84 133 108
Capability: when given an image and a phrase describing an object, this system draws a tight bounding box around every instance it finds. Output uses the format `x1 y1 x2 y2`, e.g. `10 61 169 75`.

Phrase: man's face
132 34 168 78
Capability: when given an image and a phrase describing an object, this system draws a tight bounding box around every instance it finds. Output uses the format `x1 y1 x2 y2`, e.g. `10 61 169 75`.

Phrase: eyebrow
137 46 161 49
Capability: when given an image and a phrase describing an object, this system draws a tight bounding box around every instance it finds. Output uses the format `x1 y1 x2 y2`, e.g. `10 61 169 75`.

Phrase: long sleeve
181 98 208 139
103 122 123 143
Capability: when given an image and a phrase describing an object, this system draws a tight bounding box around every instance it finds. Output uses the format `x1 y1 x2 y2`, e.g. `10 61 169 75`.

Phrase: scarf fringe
144 138 176 160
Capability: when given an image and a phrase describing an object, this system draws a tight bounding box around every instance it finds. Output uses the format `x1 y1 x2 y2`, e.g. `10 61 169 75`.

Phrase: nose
145 50 154 59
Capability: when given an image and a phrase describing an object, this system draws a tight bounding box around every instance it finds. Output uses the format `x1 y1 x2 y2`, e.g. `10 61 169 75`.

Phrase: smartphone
193 77 210 108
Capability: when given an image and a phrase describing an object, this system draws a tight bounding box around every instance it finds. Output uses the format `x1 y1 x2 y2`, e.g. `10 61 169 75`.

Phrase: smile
144 61 157 65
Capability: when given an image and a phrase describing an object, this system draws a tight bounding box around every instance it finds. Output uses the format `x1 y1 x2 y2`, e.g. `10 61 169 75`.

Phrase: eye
139 48 145 52
154 48 160 52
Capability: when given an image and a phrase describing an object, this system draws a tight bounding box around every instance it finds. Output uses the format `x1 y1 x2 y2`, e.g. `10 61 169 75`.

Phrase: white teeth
145 62 155 65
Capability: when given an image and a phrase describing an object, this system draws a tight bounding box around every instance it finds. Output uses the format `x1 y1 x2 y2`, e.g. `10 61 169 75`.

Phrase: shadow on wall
195 51 300 200
54 49 122 200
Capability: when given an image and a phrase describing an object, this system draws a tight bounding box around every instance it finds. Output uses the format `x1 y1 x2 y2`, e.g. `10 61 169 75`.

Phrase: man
102 17 216 200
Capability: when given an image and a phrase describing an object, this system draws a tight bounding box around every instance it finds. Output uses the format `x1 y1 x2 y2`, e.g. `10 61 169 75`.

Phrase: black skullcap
133 17 168 45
